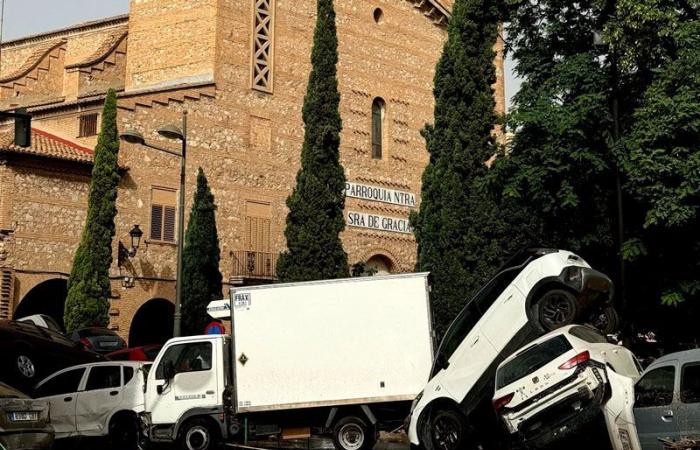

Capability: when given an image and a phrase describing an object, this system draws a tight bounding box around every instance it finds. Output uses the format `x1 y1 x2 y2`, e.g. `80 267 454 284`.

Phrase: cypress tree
412 0 512 338
276 0 348 282
181 168 223 336
64 89 120 332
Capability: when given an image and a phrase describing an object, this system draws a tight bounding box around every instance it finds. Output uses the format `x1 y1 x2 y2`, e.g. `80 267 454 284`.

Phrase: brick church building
0 0 505 344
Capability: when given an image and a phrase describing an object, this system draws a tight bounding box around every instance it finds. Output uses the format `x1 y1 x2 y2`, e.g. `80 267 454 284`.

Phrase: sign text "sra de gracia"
345 182 416 208
347 211 413 234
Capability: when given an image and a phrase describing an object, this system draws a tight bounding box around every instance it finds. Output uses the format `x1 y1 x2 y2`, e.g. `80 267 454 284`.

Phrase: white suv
34 361 149 449
407 248 616 450
492 325 640 448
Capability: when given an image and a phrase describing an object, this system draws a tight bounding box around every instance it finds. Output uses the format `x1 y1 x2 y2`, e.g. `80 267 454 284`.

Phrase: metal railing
231 250 277 280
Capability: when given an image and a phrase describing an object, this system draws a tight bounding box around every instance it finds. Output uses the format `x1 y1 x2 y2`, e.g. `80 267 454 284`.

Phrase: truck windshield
430 248 555 378
496 335 572 389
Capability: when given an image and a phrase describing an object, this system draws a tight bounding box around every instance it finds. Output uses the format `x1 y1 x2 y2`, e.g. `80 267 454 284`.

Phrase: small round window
373 7 384 24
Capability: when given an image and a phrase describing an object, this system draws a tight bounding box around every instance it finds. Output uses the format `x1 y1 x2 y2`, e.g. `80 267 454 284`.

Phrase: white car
407 248 616 450
34 361 149 448
492 325 640 448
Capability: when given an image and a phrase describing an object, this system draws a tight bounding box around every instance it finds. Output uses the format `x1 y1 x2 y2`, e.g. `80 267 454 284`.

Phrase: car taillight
80 337 93 348
558 351 590 370
492 393 514 412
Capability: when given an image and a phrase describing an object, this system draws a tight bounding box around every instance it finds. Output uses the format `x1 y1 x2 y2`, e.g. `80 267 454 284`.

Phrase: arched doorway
366 254 394 275
13 278 68 331
129 298 174 347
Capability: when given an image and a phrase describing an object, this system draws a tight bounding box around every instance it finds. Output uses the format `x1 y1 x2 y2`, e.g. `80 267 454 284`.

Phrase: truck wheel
333 416 372 450
426 408 469 450
533 289 578 331
179 418 219 450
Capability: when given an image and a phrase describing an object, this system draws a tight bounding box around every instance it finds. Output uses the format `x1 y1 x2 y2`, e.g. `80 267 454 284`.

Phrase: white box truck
142 273 434 450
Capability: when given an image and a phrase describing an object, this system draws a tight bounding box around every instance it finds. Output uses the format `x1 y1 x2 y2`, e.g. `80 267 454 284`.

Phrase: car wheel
588 305 619 335
14 348 37 380
110 414 139 450
179 418 219 450
427 408 471 450
333 416 374 450
534 289 578 331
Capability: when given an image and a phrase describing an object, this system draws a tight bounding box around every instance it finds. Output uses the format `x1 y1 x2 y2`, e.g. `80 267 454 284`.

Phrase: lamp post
594 14 627 325
120 111 188 337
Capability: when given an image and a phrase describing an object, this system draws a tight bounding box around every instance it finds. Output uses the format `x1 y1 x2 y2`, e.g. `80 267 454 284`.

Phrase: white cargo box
214 273 434 413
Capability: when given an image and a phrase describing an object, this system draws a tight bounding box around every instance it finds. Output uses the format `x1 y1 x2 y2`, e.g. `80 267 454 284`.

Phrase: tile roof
0 128 93 164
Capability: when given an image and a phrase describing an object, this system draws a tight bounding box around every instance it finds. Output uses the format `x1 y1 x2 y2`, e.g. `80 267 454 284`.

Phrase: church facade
0 0 504 343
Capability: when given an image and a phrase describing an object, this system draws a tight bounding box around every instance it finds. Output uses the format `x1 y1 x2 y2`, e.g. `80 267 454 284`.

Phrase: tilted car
16 314 64 333
0 382 54 450
407 248 616 450
0 320 105 393
34 361 150 449
68 327 127 354
492 325 640 448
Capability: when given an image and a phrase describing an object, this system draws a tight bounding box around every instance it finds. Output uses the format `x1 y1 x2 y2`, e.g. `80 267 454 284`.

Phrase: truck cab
143 335 228 447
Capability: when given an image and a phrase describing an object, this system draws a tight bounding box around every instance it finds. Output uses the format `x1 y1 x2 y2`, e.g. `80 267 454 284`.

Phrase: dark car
106 344 162 361
0 320 105 392
0 382 54 450
68 327 126 354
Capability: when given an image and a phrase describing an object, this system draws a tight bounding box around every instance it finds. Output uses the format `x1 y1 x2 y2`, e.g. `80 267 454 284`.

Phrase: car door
76 364 124 435
479 284 527 352
678 361 700 441
633 363 680 450
148 341 219 425
34 367 86 437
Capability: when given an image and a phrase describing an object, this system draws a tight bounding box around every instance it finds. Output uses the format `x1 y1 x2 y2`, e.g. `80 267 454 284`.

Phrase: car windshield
431 248 555 377
496 335 573 389
80 328 117 337
0 382 26 399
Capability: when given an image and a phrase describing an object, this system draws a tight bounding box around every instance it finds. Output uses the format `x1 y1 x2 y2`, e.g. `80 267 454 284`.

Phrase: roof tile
0 128 93 164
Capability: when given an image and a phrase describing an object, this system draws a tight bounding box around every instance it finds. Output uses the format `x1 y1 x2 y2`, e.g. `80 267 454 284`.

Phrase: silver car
632 349 700 449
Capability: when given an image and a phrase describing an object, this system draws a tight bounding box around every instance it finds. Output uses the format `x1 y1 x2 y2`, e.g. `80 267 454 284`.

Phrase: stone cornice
406 0 452 27
1 14 129 49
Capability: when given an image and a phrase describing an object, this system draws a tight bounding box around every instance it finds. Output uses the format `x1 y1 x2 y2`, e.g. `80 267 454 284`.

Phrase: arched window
371 98 385 159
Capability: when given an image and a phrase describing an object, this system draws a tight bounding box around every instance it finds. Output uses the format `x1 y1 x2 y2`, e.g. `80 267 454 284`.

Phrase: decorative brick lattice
251 0 275 93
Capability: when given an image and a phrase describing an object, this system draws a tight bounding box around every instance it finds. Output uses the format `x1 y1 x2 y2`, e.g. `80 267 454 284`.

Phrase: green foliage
181 168 223 336
412 0 522 338
64 89 120 332
276 0 349 282
491 0 617 271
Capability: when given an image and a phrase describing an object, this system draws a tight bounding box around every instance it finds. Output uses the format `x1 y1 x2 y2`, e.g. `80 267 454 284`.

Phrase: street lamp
120 111 188 337
128 224 143 257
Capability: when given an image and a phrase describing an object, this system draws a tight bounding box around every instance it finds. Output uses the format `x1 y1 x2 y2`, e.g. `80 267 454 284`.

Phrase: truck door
149 340 219 425
678 362 700 443
633 363 680 450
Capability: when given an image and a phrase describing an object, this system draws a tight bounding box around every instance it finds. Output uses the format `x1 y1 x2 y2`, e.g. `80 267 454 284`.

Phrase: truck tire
178 418 219 450
532 289 578 331
333 416 373 450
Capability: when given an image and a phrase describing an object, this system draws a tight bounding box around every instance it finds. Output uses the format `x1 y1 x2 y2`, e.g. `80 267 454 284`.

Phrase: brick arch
128 297 175 347
359 248 401 274
13 277 68 330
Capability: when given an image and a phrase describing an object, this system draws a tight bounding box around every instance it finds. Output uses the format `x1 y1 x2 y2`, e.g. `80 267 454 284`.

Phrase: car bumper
0 430 54 450
500 366 607 435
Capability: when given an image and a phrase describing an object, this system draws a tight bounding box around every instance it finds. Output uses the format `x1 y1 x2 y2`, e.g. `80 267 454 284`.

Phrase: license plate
10 411 39 422
102 341 119 347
